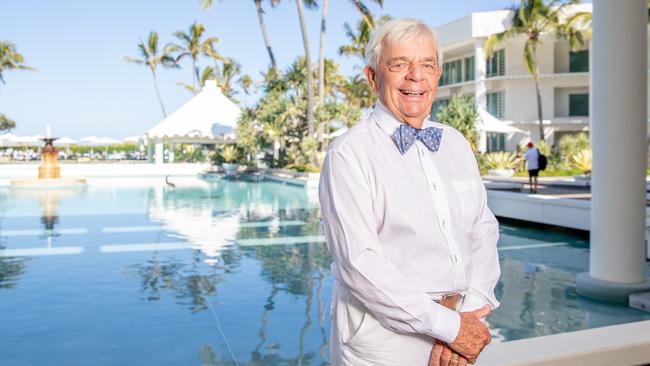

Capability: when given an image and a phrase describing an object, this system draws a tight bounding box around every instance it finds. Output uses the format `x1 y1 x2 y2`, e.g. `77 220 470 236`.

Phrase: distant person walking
524 142 539 193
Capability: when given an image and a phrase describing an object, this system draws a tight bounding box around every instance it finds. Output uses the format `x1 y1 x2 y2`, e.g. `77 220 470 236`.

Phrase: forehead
381 35 437 62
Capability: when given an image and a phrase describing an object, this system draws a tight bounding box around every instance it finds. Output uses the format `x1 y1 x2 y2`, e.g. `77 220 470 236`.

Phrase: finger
440 346 452 366
458 356 468 366
429 343 444 366
472 305 492 319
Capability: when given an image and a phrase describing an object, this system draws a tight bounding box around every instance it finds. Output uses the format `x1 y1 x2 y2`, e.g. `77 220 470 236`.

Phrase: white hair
364 18 443 71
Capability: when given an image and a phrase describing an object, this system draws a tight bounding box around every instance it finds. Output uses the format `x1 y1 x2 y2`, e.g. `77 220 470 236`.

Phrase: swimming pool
1 179 648 365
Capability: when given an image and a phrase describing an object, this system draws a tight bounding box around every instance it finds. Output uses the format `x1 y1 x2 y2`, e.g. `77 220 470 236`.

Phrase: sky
2 0 518 139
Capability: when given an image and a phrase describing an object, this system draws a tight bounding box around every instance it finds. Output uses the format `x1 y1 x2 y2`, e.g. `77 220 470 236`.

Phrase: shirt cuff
431 302 461 344
460 290 500 313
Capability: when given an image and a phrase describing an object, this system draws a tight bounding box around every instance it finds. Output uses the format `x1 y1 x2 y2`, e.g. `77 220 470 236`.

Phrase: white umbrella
14 135 43 146
95 137 122 145
122 135 141 144
0 133 19 146
80 136 101 145
53 137 78 145
80 136 120 145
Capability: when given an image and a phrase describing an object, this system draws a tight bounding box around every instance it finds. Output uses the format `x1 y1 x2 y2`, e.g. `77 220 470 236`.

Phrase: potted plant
485 151 519 178
220 145 239 177
570 149 592 182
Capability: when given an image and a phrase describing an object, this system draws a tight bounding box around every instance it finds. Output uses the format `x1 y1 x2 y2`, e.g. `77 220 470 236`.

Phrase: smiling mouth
399 89 426 96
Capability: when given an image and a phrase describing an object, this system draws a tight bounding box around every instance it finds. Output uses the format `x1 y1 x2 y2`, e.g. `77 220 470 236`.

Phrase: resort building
433 4 593 152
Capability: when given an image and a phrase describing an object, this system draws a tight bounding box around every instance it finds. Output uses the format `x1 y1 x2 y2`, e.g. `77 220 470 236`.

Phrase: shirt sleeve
460 145 501 313
319 149 460 343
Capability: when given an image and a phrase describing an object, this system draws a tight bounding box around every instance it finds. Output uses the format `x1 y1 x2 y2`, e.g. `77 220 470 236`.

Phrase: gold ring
450 353 460 361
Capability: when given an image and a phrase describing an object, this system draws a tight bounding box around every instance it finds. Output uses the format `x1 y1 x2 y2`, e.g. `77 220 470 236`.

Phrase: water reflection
0 181 649 365
138 181 331 364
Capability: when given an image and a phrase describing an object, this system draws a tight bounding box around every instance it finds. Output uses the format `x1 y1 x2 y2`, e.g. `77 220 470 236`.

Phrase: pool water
0 179 648 365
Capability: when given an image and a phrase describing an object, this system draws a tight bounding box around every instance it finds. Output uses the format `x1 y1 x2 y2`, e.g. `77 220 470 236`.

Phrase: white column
168 142 175 164
474 38 487 111
577 0 650 302
154 141 164 165
478 131 488 154
146 140 153 163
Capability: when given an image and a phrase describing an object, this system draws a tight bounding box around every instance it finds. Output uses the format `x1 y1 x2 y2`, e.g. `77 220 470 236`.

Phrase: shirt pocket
451 180 480 232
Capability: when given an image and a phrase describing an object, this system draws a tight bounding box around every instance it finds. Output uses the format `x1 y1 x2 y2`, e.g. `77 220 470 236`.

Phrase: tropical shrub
436 94 478 150
570 149 592 175
219 145 238 163
559 133 589 160
484 151 519 170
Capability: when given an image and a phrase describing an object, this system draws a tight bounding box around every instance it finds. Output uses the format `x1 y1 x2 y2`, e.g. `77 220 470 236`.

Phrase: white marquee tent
476 109 527 152
145 80 241 164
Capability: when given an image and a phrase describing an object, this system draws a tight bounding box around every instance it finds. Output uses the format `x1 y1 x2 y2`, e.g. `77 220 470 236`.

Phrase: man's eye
389 63 408 71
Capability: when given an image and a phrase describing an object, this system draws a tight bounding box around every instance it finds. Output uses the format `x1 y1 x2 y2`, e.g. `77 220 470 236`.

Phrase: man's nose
405 63 425 81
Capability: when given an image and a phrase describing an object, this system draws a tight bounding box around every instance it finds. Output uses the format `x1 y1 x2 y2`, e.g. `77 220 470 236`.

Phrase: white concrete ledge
0 163 209 179
477 320 650 366
263 169 320 189
487 189 592 230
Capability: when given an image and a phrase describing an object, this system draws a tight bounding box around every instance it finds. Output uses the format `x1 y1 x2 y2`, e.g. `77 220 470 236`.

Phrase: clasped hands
429 305 492 366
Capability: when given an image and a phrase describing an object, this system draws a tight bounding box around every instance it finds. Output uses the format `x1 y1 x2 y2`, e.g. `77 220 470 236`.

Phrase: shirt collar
371 99 435 136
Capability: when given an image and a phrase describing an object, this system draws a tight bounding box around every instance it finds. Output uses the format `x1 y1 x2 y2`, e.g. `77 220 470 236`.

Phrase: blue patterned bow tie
392 124 443 155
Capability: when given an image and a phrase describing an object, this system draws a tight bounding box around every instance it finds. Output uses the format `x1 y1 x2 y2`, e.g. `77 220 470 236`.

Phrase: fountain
10 125 87 188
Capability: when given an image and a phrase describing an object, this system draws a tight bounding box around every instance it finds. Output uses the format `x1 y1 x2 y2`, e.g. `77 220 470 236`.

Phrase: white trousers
330 281 435 366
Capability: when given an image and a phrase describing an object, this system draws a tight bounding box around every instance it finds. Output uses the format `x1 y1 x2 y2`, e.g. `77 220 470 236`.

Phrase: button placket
423 155 467 291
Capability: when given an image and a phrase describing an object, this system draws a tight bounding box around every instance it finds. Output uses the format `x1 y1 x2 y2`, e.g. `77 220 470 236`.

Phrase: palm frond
523 39 538 78
200 0 214 10
122 56 144 65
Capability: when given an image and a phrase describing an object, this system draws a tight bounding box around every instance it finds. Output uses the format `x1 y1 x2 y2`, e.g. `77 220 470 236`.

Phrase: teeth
401 90 425 95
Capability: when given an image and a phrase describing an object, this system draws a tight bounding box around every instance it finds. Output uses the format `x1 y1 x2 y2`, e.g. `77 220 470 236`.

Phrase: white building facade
433 5 593 152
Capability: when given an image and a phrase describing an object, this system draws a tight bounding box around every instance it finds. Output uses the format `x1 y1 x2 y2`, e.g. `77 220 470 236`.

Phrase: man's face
364 35 441 129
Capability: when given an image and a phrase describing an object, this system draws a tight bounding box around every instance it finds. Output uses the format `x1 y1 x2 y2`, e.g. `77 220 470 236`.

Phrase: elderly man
319 19 501 366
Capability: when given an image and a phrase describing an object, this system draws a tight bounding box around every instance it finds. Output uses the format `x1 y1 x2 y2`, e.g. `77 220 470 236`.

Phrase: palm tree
173 21 221 92
123 31 178 117
317 0 383 102
0 113 16 132
339 15 391 62
0 40 35 102
349 0 384 28
215 58 242 98
295 0 318 136
317 0 330 102
0 40 35 86
202 0 280 75
342 74 375 110
177 66 217 94
484 0 589 141
239 74 254 96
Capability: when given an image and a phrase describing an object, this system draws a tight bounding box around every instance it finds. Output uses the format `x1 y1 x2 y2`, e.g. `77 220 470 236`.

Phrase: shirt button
433 183 437 191
441 219 446 229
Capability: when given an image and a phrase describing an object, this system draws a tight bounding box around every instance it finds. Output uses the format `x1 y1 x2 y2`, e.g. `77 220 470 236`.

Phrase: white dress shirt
319 101 501 344
524 147 540 170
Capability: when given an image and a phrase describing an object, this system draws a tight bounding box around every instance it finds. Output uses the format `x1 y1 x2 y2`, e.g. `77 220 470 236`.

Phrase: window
569 50 589 72
464 56 475 81
487 91 505 119
486 49 505 77
487 133 506 152
569 93 589 116
431 99 450 119
440 59 462 86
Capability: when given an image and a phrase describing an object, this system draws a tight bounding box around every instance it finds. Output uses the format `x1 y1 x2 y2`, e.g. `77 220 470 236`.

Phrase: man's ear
364 65 378 92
